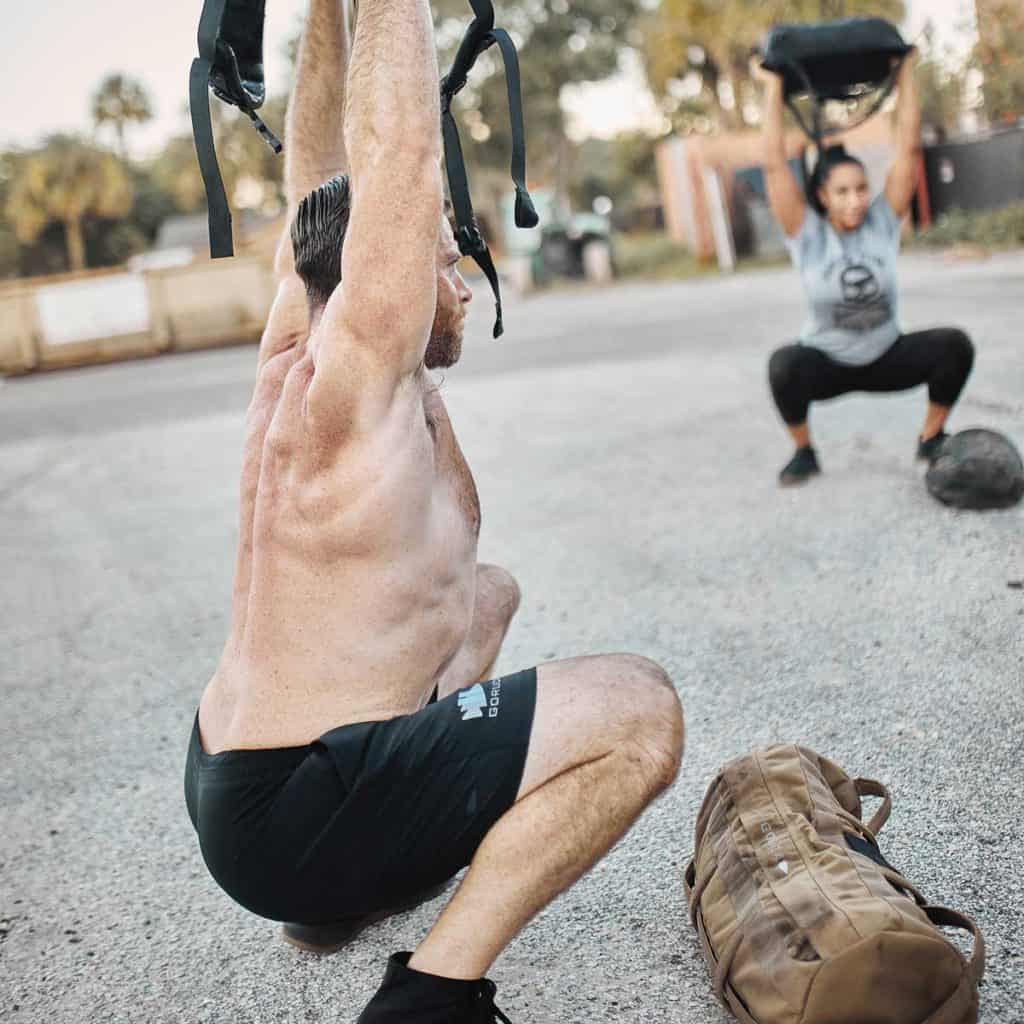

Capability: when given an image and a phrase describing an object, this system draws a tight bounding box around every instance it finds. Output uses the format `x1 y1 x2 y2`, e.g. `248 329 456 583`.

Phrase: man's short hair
291 174 352 310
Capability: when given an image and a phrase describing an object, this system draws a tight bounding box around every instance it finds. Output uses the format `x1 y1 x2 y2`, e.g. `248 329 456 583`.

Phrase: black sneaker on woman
779 446 821 486
917 430 949 463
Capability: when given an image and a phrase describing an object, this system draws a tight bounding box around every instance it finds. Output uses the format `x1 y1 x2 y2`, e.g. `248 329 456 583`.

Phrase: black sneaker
357 953 513 1023
282 881 449 955
779 446 821 486
917 430 949 463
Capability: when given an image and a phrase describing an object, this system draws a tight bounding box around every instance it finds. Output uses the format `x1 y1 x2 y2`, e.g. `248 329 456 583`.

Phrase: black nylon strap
845 831 897 873
784 53 905 151
490 29 538 229
190 0 281 259
440 0 538 339
441 100 503 337
191 0 233 258
783 57 824 150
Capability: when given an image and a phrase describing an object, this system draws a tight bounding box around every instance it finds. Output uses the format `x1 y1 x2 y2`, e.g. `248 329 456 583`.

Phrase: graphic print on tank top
833 258 892 332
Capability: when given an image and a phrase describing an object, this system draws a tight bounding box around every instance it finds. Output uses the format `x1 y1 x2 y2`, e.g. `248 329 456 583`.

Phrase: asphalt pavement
2 252 1022 1023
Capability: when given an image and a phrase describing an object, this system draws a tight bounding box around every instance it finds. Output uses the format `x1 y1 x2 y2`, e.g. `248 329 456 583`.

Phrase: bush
613 231 704 279
912 202 1024 249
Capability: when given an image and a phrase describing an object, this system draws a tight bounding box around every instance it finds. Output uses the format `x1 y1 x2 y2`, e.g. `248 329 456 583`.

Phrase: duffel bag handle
921 906 986 1024
854 776 891 835
924 906 986 985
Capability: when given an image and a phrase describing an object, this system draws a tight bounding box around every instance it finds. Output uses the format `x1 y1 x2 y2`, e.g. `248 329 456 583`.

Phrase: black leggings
768 328 975 426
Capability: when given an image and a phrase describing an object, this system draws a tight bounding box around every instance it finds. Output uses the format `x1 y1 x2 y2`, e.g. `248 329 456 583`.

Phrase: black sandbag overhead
189 0 539 341
759 17 913 146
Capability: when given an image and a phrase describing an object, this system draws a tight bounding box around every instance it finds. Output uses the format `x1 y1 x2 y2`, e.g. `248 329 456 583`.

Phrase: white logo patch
760 821 791 879
458 684 488 721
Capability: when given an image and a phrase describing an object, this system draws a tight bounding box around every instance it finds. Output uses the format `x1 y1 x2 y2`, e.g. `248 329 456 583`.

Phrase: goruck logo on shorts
458 679 503 721
458 684 488 720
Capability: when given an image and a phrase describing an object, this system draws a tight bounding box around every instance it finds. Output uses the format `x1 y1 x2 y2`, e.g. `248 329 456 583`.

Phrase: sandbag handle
854 776 891 835
925 906 986 986
920 906 986 1024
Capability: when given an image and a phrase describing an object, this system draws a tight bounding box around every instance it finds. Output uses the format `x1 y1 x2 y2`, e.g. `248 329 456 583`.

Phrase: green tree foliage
974 0 1024 124
6 135 134 272
152 95 288 216
91 73 154 160
643 0 906 134
0 151 21 278
432 0 646 191
914 23 965 141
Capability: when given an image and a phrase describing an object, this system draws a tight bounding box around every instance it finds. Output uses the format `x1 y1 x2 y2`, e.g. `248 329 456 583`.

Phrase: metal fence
923 126 1024 218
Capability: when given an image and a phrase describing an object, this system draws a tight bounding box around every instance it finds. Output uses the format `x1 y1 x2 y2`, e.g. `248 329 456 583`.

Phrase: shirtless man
183 1 684 1020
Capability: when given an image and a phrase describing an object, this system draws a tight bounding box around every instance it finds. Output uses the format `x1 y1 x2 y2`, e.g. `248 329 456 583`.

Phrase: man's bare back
200 330 481 751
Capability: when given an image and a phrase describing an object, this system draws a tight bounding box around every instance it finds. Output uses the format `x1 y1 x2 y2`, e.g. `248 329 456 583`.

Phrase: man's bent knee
478 564 521 624
610 654 685 790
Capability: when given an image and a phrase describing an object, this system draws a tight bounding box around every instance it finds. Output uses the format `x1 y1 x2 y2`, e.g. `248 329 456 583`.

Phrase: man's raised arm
313 0 444 387
273 0 353 282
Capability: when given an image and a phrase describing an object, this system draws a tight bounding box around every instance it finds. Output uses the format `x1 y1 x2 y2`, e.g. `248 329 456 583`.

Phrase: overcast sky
4 0 978 156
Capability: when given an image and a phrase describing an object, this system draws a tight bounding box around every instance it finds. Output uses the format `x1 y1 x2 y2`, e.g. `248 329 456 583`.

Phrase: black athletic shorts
183 669 537 925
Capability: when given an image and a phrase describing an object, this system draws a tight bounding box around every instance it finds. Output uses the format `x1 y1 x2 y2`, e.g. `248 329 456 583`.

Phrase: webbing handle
440 0 538 339
190 0 281 259
922 906 986 1024
489 29 538 229
854 776 892 835
925 906 985 986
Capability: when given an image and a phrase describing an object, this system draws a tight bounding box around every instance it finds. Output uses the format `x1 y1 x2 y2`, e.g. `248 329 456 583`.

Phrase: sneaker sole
281 880 450 956
779 469 820 487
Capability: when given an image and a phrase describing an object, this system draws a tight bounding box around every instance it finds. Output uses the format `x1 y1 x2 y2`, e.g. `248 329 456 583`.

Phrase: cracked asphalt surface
2 252 1022 1023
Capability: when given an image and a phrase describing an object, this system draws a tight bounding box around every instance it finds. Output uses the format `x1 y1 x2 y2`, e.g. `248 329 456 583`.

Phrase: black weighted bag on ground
926 429 1024 510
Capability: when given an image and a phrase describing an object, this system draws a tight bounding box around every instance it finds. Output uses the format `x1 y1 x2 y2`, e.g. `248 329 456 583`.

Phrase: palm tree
6 136 134 272
92 74 154 160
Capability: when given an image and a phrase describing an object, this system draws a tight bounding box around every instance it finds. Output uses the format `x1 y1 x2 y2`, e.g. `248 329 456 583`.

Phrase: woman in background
752 50 974 486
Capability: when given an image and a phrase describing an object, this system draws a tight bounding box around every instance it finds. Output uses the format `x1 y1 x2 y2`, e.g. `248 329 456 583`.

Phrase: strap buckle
456 222 487 259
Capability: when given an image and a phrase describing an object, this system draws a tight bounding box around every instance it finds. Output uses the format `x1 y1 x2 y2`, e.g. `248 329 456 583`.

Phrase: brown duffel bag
684 745 984 1024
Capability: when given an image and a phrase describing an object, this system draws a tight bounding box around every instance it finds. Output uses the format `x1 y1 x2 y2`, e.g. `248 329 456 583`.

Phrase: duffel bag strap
713 930 744 1003
691 898 761 1024
684 856 718 929
925 906 986 985
854 776 892 835
921 906 986 1024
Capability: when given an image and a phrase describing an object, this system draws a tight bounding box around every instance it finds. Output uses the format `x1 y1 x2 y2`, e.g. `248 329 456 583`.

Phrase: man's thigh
515 654 681 802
